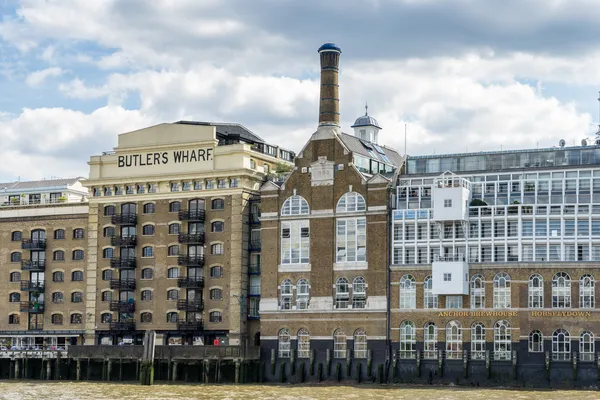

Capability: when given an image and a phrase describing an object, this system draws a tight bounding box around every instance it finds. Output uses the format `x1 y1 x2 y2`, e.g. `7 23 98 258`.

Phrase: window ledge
278 264 311 272
333 262 368 271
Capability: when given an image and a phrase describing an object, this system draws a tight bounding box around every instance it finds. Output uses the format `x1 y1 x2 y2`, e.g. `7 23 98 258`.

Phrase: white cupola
351 103 381 144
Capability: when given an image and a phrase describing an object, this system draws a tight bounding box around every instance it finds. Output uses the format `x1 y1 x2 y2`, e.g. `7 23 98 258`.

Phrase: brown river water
0 382 599 400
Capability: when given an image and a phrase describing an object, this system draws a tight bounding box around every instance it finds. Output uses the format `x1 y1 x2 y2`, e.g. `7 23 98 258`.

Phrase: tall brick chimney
317 43 342 127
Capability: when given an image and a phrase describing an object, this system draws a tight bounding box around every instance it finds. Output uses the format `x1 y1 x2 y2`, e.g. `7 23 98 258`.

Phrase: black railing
178 233 205 245
111 214 137 225
109 301 136 313
21 260 46 271
109 258 137 269
20 301 45 313
109 321 136 331
176 300 204 312
249 263 261 274
249 240 261 251
21 239 46 250
178 210 205 222
433 254 466 262
177 255 205 267
20 281 45 292
110 236 137 247
177 320 204 331
109 279 136 290
177 277 205 289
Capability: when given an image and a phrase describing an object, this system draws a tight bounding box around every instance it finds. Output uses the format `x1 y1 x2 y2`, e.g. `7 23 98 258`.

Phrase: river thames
1 382 599 400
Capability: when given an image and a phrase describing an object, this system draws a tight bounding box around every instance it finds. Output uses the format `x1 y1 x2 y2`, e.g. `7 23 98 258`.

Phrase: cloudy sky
1 0 600 181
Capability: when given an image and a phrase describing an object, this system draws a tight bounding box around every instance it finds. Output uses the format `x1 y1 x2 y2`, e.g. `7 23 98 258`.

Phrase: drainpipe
386 184 393 357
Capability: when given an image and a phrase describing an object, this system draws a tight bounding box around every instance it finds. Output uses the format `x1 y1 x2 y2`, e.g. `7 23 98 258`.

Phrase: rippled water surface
1 382 599 400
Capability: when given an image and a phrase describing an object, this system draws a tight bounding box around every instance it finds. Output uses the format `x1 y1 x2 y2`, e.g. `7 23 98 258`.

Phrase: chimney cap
318 42 341 54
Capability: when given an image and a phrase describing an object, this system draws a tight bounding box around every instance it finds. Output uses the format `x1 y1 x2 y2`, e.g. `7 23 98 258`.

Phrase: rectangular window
281 220 309 264
336 218 366 263
443 273 452 282
446 295 462 309
444 199 452 207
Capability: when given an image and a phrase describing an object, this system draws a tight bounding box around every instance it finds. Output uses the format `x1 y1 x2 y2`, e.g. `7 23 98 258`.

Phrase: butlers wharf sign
118 148 213 168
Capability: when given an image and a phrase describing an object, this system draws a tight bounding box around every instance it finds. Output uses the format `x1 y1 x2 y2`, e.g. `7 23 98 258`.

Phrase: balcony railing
178 210 205 222
109 321 136 331
176 320 204 331
109 301 136 313
109 279 136 290
109 258 137 269
177 277 205 289
111 214 137 225
20 301 45 313
177 255 205 267
248 263 261 275
433 254 466 262
110 236 137 247
21 260 46 271
20 281 45 292
177 300 204 312
21 239 46 250
249 240 261 251
178 233 205 245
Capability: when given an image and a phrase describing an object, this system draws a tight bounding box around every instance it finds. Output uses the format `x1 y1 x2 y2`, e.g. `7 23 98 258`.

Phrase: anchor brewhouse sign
118 148 214 168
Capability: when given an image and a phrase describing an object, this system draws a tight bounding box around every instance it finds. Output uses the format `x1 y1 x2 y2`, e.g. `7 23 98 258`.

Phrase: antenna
597 91 600 136
404 124 407 157
365 102 368 116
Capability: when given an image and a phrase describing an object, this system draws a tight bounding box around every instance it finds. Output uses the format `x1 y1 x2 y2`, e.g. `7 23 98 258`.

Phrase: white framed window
528 274 544 308
552 272 571 308
493 272 511 308
444 199 452 207
446 296 462 309
580 274 595 308
336 192 366 213
424 322 438 359
552 329 570 361
336 218 366 262
281 195 309 216
354 329 367 359
446 320 462 359
528 330 543 353
471 322 486 360
352 276 367 309
333 329 347 358
297 328 310 358
494 320 511 360
335 277 349 309
443 273 452 282
296 278 310 309
399 274 416 309
470 274 485 308
424 276 438 309
580 331 595 362
280 279 293 310
281 220 309 264
278 328 291 358
399 321 416 359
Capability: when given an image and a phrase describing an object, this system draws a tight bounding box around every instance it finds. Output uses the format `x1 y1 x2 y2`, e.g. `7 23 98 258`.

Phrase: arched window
141 312 153 323
9 292 20 302
168 245 179 256
53 250 65 261
141 268 153 279
580 274 595 308
169 201 181 213
493 273 511 308
529 330 543 353
72 250 84 260
11 231 22 241
103 226 115 238
528 274 543 308
333 329 347 358
335 277 350 309
52 292 63 303
297 328 310 358
101 291 112 302
471 323 486 360
102 270 113 280
580 331 595 362
552 329 571 361
210 266 223 278
104 205 116 216
296 278 310 309
141 290 152 301
166 312 178 323
167 289 179 301
8 314 20 325
494 320 511 360
142 224 155 236
54 229 65 240
167 267 179 279
70 314 82 324
51 314 63 325
552 272 571 308
71 292 83 303
142 246 154 257
10 252 21 263
209 311 222 322
446 321 462 359
352 276 367 309
73 228 85 239
212 198 225 210
53 271 64 282
399 274 416 309
280 279 293 310
424 322 438 359
102 248 113 259
101 313 112 323
212 221 224 233
354 329 368 359
143 203 155 214
424 276 438 309
399 321 416 359
281 195 309 216
278 328 291 358
9 272 21 282
470 274 485 308
72 271 83 281
210 288 223 300
211 243 224 255
336 192 366 213
168 223 180 235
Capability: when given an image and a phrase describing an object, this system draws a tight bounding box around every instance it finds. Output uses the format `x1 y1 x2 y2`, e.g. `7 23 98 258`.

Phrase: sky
1 0 600 181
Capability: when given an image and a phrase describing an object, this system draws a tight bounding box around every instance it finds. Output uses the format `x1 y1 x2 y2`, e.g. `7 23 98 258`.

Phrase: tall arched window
424 322 438 359
470 274 485 308
297 328 310 358
278 328 291 358
296 278 310 309
494 320 511 360
280 279 292 310
528 274 544 308
281 195 309 216
493 273 511 308
354 329 368 359
552 272 571 308
399 274 416 309
424 276 438 309
529 330 543 352
399 321 416 359
580 274 595 308
333 329 346 358
352 276 367 309
471 322 486 360
445 321 462 359
552 329 570 361
336 192 366 213
580 331 595 362
335 277 350 309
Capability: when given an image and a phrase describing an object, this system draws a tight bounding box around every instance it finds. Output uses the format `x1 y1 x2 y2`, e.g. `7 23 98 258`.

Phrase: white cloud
59 78 108 99
25 67 63 87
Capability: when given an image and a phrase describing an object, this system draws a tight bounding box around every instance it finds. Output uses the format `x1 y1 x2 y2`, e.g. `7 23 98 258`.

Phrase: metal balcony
21 239 46 250
249 240 261 251
21 260 46 271
20 301 45 313
110 235 137 247
109 301 136 313
177 233 205 245
178 210 205 222
109 258 137 269
176 300 204 312
248 263 261 275
177 320 204 331
109 321 136 331
177 277 205 289
109 279 136 290
177 255 205 267
111 213 137 225
20 281 45 292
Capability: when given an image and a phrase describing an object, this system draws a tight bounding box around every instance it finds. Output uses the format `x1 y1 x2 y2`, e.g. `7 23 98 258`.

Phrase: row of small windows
9 292 83 303
102 199 224 216
100 266 223 281
98 288 222 302
8 314 82 325
93 179 239 197
9 271 82 283
102 222 223 238
278 277 367 310
281 192 366 216
100 244 223 259
11 229 85 241
99 311 223 323
10 250 84 263
278 328 368 359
